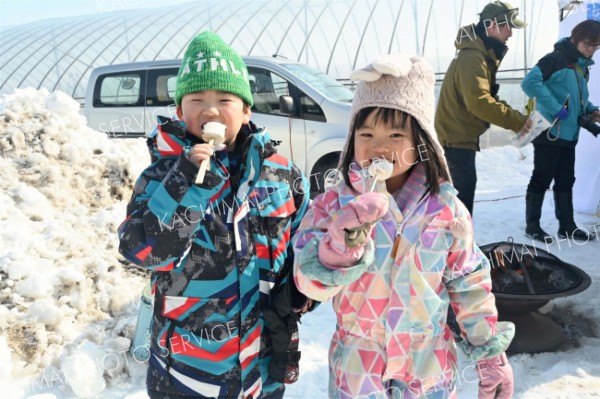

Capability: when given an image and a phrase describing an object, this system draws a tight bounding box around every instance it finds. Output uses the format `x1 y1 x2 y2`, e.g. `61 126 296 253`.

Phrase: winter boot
525 191 554 244
554 191 596 241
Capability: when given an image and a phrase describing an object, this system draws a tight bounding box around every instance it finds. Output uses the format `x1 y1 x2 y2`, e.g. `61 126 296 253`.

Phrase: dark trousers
444 147 477 215
527 144 576 194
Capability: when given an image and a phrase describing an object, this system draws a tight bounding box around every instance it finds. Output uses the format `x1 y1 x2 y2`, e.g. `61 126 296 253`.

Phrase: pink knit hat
349 54 445 156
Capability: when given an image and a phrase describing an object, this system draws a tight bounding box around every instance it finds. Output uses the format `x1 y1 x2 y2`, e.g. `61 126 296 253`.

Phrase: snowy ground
0 89 598 399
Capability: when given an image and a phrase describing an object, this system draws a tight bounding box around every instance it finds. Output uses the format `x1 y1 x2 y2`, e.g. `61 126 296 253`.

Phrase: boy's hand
187 143 215 168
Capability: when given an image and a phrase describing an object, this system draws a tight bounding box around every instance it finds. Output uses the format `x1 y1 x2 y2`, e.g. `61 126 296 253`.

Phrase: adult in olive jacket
435 1 531 215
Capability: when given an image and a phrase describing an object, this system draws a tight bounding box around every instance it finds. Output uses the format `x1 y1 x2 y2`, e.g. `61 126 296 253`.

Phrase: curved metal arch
296 0 331 62
340 4 364 73
411 0 420 55
105 10 166 65
154 4 232 60
247 1 290 55
326 0 358 74
18 16 103 88
47 13 135 93
57 12 153 95
132 2 199 62
0 19 94 91
36 12 127 90
145 4 234 60
274 0 311 56
0 21 63 71
528 0 544 67
174 2 235 59
420 0 435 56
303 3 339 69
458 0 465 27
229 2 267 47
212 1 255 39
387 0 405 54
0 21 57 56
352 0 380 71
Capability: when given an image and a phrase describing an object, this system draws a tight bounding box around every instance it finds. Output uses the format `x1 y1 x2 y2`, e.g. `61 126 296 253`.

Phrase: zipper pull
391 223 402 259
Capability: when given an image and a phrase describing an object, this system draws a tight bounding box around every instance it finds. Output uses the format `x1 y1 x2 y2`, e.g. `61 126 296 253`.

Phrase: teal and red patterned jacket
119 117 309 399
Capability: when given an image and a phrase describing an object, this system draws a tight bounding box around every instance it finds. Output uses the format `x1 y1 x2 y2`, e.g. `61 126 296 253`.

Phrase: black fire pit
480 239 591 353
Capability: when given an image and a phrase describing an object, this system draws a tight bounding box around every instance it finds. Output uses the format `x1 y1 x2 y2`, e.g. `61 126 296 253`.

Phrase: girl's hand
318 192 389 269
187 143 215 168
329 192 389 247
477 353 514 399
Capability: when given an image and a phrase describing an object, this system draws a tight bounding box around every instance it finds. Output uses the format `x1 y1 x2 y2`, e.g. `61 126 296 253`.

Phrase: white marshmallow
202 122 226 145
368 158 394 181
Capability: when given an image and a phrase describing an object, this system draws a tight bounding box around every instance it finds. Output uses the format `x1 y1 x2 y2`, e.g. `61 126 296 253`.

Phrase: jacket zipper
391 222 402 259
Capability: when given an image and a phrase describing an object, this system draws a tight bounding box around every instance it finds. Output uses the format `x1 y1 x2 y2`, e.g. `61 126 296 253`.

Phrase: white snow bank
0 88 150 398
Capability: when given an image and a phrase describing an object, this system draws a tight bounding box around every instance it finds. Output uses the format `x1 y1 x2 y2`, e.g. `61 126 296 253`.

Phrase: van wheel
309 153 341 199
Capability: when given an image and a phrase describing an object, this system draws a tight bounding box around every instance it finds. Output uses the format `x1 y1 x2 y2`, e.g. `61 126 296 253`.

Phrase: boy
119 32 310 399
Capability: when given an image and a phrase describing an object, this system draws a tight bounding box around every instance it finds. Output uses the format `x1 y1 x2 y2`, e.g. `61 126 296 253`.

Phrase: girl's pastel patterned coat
293 164 514 399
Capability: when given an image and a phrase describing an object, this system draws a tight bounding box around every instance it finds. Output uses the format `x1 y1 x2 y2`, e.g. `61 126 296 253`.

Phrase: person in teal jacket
521 19 600 243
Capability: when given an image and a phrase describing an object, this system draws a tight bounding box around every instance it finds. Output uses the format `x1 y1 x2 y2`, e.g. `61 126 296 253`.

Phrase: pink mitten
477 353 514 399
318 192 389 269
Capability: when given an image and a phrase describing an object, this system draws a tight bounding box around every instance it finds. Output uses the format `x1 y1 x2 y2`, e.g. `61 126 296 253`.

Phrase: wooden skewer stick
195 138 214 184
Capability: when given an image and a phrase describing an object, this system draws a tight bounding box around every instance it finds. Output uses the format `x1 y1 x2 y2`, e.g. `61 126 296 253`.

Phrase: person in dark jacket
521 20 600 243
118 32 310 399
435 1 532 215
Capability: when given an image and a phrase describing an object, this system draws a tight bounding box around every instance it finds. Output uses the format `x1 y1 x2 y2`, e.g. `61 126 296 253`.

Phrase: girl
293 54 514 399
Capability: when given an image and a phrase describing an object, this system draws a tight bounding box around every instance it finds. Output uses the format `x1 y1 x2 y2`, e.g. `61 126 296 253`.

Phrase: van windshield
281 63 353 103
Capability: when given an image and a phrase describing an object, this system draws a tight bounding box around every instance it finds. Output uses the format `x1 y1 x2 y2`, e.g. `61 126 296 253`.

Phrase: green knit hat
175 32 253 107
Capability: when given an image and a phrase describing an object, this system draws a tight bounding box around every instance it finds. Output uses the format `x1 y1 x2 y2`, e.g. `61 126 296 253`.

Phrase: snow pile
0 88 150 397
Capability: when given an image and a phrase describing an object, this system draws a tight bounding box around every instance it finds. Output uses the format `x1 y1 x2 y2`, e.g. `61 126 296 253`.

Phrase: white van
84 56 353 197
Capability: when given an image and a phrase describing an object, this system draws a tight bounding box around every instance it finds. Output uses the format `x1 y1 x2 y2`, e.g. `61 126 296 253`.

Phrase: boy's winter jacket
293 164 514 398
119 118 309 399
522 37 598 146
435 24 528 151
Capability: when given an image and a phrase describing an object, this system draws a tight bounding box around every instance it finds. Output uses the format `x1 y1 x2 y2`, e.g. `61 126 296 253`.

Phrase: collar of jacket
475 22 508 62
555 37 596 68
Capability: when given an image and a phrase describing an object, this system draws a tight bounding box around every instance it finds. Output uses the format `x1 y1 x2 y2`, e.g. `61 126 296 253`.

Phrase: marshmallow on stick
346 158 393 242
367 158 394 191
195 122 227 184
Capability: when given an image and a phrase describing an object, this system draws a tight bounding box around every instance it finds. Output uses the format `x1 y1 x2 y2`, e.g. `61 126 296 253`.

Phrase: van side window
247 67 291 116
298 91 325 120
94 73 144 107
147 68 179 106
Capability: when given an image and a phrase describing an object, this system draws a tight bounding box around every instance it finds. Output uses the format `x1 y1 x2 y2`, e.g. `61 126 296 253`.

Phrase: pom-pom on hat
175 31 253 107
349 53 445 156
